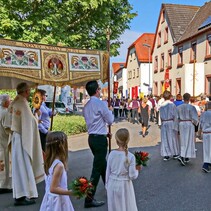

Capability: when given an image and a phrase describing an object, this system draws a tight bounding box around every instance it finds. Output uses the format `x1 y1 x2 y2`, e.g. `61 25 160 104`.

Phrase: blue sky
111 0 208 64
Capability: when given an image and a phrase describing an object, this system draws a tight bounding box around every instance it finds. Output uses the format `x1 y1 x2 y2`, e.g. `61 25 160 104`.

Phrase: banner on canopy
0 39 109 89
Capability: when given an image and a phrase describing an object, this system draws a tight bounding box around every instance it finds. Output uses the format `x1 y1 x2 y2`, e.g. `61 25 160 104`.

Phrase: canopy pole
50 85 56 131
106 26 112 153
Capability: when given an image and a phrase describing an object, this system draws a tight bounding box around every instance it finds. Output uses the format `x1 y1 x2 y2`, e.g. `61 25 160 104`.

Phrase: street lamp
143 43 151 94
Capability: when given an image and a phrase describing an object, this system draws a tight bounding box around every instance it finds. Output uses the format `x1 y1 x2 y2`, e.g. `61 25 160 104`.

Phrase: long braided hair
115 128 130 166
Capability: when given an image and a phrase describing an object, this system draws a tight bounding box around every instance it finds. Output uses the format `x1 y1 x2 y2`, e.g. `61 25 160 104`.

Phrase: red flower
134 151 149 166
69 177 94 199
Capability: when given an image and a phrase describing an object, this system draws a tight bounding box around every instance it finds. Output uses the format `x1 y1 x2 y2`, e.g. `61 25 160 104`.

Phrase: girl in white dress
40 131 74 211
106 128 140 211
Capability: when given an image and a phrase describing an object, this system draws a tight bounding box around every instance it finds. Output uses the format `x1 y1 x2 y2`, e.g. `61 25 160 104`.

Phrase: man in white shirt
83 80 114 208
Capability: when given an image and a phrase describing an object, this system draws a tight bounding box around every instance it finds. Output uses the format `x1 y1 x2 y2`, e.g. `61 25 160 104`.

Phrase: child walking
106 128 140 211
40 131 74 211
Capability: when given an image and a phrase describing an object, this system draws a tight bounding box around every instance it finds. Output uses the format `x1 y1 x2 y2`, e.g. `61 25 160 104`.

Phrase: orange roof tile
112 62 126 74
125 33 155 67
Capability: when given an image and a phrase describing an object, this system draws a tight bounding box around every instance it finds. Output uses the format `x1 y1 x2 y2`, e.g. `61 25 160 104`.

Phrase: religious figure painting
42 51 68 81
48 57 63 76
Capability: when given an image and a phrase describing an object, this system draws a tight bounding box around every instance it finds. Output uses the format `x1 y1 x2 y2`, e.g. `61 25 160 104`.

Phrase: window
164 27 168 44
167 50 172 68
190 41 197 62
157 31 161 47
133 69 135 78
154 56 158 73
160 53 164 71
136 68 139 77
161 10 165 23
178 46 183 67
128 71 132 79
206 34 211 59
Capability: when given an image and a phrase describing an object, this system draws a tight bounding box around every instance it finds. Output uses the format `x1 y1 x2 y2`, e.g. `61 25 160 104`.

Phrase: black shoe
173 155 180 159
14 197 36 206
163 156 170 161
202 167 211 173
84 199 105 208
202 163 211 173
0 188 12 194
184 158 190 163
178 156 185 166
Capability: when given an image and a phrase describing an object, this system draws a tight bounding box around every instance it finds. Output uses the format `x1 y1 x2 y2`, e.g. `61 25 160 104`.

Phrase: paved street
1 120 211 211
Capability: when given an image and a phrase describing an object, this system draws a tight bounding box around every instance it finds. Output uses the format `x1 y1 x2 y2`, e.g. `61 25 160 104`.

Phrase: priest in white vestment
5 82 44 206
0 94 12 193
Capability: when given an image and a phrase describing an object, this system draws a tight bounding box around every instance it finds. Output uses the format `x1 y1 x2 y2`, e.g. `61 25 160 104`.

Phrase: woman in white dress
106 128 140 211
40 131 74 211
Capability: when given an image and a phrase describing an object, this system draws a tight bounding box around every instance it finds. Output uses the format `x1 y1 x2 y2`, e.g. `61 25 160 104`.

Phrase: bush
52 115 87 135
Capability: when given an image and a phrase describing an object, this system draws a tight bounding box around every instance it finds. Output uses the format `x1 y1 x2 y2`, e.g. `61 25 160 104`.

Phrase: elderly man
0 94 12 193
5 82 44 206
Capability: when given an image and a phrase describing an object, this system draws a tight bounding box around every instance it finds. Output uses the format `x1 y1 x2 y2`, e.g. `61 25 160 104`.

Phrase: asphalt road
0 120 210 211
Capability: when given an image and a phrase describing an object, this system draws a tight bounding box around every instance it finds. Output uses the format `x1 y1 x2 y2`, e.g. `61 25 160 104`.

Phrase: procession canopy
0 38 109 89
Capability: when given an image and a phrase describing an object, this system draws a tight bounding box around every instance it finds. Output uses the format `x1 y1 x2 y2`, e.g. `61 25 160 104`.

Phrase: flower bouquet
69 177 94 199
134 151 149 166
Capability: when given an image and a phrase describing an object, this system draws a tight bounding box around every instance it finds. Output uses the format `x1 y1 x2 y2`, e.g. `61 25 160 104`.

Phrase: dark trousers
132 108 139 123
39 131 47 152
85 135 108 202
114 108 119 118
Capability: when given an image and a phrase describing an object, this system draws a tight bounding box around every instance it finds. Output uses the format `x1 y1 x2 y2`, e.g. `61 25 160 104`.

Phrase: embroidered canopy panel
0 39 109 89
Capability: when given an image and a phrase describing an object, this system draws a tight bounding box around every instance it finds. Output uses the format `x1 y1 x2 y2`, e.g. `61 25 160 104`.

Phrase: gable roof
165 4 200 43
125 33 155 67
152 3 199 52
176 1 211 44
112 62 125 74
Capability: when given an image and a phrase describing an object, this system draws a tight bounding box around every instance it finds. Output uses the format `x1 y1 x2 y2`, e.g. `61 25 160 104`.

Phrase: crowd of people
159 90 211 173
1 80 211 211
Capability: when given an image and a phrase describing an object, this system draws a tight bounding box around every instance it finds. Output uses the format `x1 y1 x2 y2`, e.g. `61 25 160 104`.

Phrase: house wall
127 48 140 98
152 9 211 97
152 12 175 95
172 33 210 96
122 68 128 98
140 63 152 95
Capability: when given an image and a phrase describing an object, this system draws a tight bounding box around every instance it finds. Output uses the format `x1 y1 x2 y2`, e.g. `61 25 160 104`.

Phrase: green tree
0 0 136 56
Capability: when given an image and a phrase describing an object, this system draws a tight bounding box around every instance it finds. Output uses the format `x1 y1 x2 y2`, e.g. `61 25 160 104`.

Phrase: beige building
152 2 211 97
